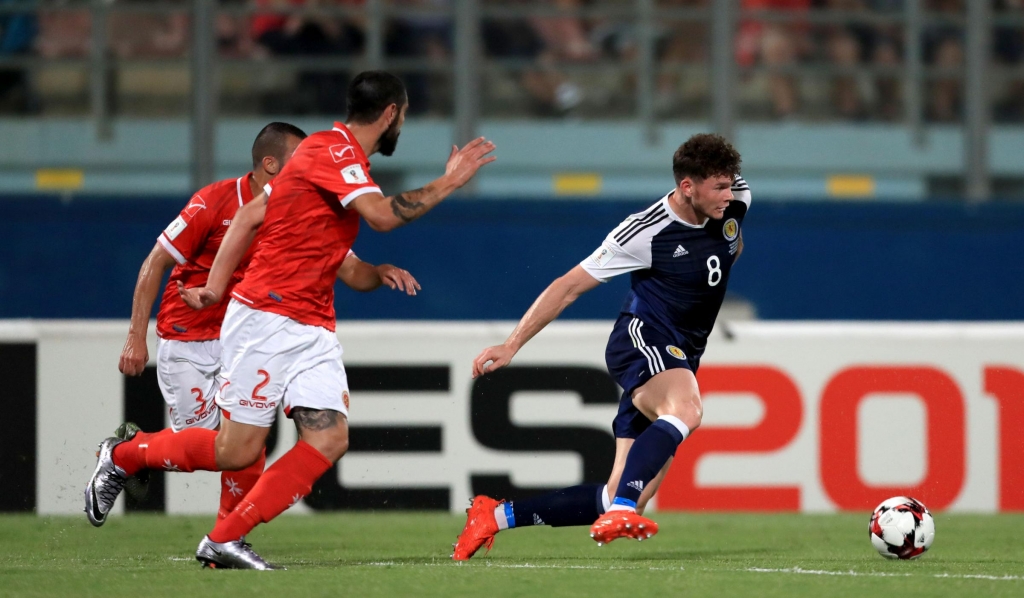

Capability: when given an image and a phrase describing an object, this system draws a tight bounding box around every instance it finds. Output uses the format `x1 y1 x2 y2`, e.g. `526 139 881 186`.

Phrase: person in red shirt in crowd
86 71 496 570
736 0 812 118
114 121 420 527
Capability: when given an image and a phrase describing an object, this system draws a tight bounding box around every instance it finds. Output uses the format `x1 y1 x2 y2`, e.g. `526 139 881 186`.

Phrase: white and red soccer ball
868 496 936 560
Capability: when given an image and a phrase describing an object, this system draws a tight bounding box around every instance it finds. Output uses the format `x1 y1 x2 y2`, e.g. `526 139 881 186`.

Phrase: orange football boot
452 495 503 560
589 511 659 545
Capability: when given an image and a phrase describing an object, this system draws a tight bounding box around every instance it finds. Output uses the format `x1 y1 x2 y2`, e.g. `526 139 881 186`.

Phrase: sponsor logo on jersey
673 245 688 258
222 219 232 226
164 216 188 240
329 144 356 163
239 399 277 409
723 218 739 241
184 409 214 427
341 164 369 184
184 196 207 218
667 345 686 360
342 390 350 410
590 244 616 267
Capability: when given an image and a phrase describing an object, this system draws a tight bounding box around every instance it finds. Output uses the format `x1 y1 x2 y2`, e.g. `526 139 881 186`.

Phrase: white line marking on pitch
356 561 683 571
743 567 1024 581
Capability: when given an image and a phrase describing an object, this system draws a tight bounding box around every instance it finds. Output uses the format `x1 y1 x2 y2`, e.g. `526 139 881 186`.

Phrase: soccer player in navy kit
453 134 749 559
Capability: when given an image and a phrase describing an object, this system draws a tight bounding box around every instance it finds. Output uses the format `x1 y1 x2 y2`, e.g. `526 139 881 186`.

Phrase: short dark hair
346 71 408 125
251 122 307 169
672 133 742 184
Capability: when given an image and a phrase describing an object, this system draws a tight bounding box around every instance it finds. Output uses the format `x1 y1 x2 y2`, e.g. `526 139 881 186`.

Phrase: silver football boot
84 437 129 527
196 535 283 570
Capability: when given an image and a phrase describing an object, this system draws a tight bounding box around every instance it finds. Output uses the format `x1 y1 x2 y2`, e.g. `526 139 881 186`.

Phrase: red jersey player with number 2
112 122 421 534
85 71 496 569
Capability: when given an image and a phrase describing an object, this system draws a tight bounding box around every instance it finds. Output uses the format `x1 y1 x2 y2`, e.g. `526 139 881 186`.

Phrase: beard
378 121 402 156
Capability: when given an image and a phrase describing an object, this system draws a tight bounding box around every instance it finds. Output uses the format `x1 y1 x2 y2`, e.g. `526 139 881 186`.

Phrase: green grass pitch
2 513 1023 597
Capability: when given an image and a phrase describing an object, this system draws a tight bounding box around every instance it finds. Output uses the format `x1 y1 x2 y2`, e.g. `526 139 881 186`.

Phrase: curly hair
672 133 742 183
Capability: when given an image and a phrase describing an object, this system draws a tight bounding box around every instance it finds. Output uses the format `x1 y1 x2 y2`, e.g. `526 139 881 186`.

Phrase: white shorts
156 338 222 432
217 299 350 428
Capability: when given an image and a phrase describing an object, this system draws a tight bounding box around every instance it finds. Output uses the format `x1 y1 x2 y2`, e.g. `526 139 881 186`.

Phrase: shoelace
235 541 268 566
96 468 126 509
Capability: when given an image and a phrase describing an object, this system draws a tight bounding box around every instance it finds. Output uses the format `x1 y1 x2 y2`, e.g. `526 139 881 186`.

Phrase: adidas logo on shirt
627 480 645 492
673 245 688 258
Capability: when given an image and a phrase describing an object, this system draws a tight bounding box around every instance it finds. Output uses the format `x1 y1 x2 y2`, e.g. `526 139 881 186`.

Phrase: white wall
5 320 1023 514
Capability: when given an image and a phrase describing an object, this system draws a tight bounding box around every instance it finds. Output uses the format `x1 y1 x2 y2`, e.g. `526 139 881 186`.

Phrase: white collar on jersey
661 190 708 229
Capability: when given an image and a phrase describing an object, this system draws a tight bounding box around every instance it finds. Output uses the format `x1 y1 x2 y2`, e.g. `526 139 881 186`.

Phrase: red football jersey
231 122 381 331
156 173 258 341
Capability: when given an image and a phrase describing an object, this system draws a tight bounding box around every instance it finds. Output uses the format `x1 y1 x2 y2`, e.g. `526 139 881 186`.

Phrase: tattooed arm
349 137 496 232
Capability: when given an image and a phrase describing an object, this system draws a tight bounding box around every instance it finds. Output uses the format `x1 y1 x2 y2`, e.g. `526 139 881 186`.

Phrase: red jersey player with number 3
110 122 422 534
85 71 496 570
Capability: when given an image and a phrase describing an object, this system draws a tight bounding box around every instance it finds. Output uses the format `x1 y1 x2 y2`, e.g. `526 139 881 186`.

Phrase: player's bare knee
304 430 348 462
671 393 702 431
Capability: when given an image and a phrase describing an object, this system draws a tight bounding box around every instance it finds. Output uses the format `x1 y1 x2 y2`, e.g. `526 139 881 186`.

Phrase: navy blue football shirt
581 175 751 362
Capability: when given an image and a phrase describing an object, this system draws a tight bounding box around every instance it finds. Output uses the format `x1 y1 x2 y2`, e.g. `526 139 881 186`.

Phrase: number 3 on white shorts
707 255 722 286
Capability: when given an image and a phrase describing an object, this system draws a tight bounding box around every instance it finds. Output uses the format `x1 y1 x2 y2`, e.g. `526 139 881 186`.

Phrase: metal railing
0 0 1021 199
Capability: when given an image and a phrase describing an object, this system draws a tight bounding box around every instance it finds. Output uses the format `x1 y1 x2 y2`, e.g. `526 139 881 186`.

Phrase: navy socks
611 417 688 510
501 484 607 528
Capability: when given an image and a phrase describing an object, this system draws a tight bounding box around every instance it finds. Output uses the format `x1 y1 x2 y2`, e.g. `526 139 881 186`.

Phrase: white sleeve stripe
157 234 187 265
236 176 245 206
339 185 382 207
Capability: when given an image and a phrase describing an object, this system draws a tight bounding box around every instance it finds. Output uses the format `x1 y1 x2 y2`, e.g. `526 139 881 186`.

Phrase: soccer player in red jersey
86 71 496 569
113 122 421 527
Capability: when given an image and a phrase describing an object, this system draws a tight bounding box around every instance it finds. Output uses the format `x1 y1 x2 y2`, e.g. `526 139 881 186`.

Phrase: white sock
494 505 510 530
600 484 611 513
607 503 636 513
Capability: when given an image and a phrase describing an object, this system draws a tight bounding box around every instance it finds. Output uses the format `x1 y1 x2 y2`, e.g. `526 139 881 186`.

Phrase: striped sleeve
732 174 751 208
580 201 669 283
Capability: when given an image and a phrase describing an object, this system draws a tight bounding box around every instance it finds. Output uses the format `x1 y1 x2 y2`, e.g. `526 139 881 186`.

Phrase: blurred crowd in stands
1 0 1023 121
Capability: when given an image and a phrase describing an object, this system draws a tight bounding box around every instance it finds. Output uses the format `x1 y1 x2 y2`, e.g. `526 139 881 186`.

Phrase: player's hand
472 344 515 378
377 264 421 296
177 281 221 310
118 333 148 376
444 137 497 189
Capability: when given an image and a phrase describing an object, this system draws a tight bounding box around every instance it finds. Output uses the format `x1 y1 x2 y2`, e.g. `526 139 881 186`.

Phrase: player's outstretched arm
472 265 600 378
119 243 178 376
336 251 420 295
178 193 267 310
350 137 496 232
